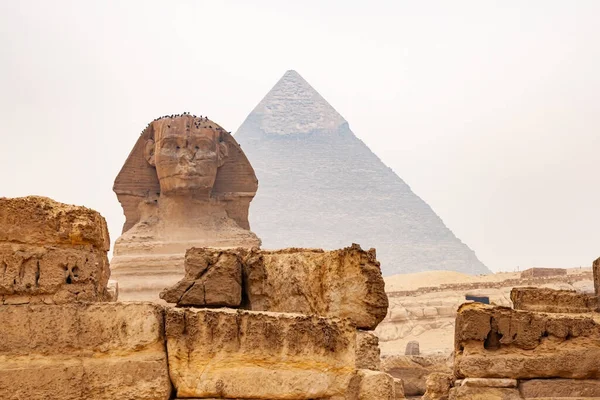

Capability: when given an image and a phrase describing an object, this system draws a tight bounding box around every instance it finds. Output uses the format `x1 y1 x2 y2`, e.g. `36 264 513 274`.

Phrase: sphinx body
111 115 261 300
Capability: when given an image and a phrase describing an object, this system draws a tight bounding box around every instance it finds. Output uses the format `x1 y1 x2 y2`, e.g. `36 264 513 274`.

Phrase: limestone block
405 340 420 355
356 330 381 370
243 244 388 329
510 287 598 313
449 386 522 400
165 307 356 399
0 196 111 304
461 378 517 388
357 369 396 400
381 355 453 396
160 248 242 306
393 378 406 399
0 196 110 250
423 372 453 400
519 379 600 398
0 303 171 400
455 303 600 379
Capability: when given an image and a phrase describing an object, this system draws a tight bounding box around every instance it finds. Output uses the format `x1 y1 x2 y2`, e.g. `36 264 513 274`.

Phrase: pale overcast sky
1 1 598 272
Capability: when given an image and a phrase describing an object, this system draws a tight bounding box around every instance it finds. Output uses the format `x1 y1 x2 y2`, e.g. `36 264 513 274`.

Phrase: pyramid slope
235 71 490 276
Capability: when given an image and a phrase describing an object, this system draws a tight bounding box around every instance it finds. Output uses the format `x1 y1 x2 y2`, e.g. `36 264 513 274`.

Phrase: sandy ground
384 267 591 292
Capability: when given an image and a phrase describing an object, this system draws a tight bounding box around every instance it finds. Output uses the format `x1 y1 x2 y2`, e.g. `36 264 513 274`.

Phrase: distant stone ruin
520 267 567 278
111 115 261 300
419 257 600 399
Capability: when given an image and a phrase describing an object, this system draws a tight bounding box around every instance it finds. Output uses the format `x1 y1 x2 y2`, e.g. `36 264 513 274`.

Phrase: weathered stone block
0 196 111 303
519 378 600 398
511 287 598 313
423 372 453 400
243 244 388 329
0 303 171 400
449 386 522 400
165 307 356 399
381 354 453 396
356 330 381 370
160 248 242 306
455 303 600 379
0 196 110 250
461 378 517 388
356 369 396 400
393 378 406 399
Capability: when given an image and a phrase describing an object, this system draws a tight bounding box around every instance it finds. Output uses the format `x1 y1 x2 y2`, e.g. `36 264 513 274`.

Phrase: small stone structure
520 267 567 278
111 115 261 301
405 340 420 355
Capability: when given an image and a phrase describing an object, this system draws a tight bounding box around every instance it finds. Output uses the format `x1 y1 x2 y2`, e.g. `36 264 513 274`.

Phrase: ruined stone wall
376 270 593 355
0 197 403 399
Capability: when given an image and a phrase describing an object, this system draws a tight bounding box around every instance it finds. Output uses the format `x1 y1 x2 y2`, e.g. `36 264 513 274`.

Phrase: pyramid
235 70 490 276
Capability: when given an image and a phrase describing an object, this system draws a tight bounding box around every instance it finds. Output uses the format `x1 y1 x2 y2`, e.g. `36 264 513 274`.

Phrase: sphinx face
151 126 226 195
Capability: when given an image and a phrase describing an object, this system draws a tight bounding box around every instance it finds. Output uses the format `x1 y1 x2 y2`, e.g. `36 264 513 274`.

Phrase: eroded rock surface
0 196 111 304
381 354 453 396
519 378 600 398
455 302 600 379
243 244 388 329
356 330 381 370
511 287 598 313
0 303 171 400
355 369 397 400
159 248 242 306
165 307 356 399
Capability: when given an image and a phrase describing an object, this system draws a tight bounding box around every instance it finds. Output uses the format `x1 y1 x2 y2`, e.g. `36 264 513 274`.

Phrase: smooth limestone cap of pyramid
248 70 347 135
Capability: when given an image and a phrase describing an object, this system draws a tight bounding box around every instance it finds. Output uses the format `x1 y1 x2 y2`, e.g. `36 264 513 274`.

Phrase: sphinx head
144 116 228 195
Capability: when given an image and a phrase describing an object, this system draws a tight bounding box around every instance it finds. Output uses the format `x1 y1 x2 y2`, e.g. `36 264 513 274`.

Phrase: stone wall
430 281 600 399
0 196 112 304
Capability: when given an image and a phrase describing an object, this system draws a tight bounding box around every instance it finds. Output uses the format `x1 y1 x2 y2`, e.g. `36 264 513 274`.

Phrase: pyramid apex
237 70 347 136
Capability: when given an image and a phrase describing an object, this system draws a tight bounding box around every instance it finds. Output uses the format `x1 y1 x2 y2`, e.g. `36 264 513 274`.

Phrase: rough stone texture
455 302 600 379
461 378 517 388
356 369 396 400
243 244 388 330
520 267 567 278
449 386 522 400
0 196 111 304
381 355 453 396
511 287 598 313
356 330 381 370
422 372 454 400
393 378 406 399
0 303 171 400
234 70 489 276
111 114 261 301
165 307 356 399
160 247 242 306
519 379 600 398
594 257 600 296
405 340 420 355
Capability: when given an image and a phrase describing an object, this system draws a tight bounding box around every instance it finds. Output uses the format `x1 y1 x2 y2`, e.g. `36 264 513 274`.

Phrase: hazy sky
1 1 598 272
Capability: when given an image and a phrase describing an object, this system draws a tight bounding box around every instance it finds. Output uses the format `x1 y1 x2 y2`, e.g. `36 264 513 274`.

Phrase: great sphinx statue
111 114 261 300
